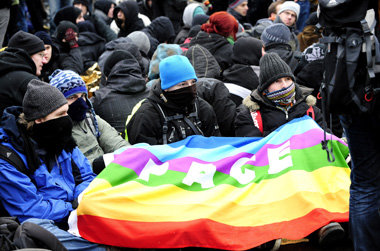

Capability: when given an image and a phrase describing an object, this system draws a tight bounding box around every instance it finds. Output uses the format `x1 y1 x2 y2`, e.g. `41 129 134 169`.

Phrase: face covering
68 97 89 121
164 85 197 107
32 115 76 155
263 82 296 109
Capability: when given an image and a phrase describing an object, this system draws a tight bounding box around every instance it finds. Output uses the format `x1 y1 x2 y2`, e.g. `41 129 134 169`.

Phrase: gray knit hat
261 23 291 47
259 53 295 92
127 31 151 56
278 1 300 20
23 79 68 121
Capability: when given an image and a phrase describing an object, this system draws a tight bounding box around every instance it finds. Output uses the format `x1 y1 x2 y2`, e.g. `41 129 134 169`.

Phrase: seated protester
146 43 183 88
49 69 129 168
180 24 202 50
297 12 322 52
189 11 238 72
261 23 302 74
53 6 85 27
251 0 284 39
138 0 153 20
34 31 60 82
113 0 145 37
97 37 131 72
0 31 47 116
127 31 151 77
234 52 345 247
53 21 85 74
142 16 176 58
126 55 221 145
227 0 248 32
174 2 206 45
184 44 236 136
235 52 325 138
91 50 149 137
74 0 117 42
222 36 262 106
0 79 104 250
273 1 300 51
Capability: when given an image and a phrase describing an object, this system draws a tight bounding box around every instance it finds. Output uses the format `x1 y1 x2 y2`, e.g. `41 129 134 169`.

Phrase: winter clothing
34 31 53 45
126 80 221 145
49 70 88 98
8 31 45 56
183 44 221 79
0 48 39 116
138 0 153 20
174 3 205 45
228 0 247 9
35 31 60 82
278 1 300 20
147 44 183 81
264 43 302 74
261 23 291 47
114 0 145 37
77 31 106 70
259 53 295 92
251 18 273 39
235 84 323 137
54 6 82 26
0 106 95 222
90 10 118 42
274 15 300 51
23 79 68 121
150 0 187 34
223 37 262 105
142 16 176 57
97 37 131 71
127 31 151 56
189 30 234 71
159 55 197 90
192 14 209 26
91 50 148 136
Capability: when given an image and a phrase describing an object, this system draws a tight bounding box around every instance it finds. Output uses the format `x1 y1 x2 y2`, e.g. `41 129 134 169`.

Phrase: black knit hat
55 21 79 42
34 31 52 45
232 37 263 66
8 31 45 55
54 6 82 26
23 79 68 121
259 53 295 92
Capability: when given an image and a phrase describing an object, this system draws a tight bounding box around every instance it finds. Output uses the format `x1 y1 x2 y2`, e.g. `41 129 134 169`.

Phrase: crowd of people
0 0 379 250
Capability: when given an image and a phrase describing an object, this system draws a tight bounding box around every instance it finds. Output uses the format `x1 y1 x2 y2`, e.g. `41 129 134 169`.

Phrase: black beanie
34 31 52 45
258 53 295 92
103 50 134 77
73 0 89 10
54 6 82 26
232 37 263 66
8 31 45 55
55 21 79 42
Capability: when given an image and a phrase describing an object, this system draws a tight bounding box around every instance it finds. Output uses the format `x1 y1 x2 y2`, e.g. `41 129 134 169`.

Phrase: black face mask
32 115 76 155
164 85 197 107
68 97 89 122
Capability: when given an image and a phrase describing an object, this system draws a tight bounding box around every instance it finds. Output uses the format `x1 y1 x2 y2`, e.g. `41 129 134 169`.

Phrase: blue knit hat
159 55 198 90
49 69 87 98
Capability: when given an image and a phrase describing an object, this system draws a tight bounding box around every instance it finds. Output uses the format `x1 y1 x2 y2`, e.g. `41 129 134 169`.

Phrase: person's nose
42 57 48 64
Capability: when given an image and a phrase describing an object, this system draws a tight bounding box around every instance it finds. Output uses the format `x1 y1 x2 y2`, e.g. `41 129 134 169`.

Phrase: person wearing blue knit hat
49 69 129 170
126 55 220 145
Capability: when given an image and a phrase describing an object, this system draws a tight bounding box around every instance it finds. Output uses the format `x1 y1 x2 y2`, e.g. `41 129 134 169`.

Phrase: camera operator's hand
64 28 79 49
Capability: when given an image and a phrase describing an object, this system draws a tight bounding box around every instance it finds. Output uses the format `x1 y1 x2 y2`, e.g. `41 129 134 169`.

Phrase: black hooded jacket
91 52 148 137
142 16 176 58
189 30 233 71
126 81 220 145
0 48 38 116
114 0 145 37
77 31 106 70
265 43 302 74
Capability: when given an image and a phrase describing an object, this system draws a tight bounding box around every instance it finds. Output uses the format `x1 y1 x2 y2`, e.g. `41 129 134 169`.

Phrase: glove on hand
64 28 78 48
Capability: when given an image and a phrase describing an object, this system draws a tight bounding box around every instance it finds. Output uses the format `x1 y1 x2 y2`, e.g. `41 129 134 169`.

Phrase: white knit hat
278 1 300 20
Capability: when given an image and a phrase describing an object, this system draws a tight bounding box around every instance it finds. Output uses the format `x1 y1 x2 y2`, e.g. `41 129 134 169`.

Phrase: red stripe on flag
78 209 348 250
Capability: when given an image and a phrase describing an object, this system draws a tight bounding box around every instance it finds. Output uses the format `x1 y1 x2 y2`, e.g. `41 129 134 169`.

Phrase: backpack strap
306 106 315 120
183 100 204 136
250 110 263 134
0 144 29 177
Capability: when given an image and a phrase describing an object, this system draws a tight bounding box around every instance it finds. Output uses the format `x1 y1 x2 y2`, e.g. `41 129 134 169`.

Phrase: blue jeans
340 113 380 251
24 218 106 251
296 0 310 33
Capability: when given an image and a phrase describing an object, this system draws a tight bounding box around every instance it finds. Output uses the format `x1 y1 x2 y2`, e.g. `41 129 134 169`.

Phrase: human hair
18 113 35 132
268 0 285 17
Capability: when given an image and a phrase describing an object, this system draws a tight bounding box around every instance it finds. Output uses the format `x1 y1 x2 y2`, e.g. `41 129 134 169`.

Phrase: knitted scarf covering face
263 82 296 111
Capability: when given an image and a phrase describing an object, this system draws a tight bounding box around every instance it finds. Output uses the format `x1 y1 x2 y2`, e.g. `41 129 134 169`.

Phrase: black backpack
317 1 380 161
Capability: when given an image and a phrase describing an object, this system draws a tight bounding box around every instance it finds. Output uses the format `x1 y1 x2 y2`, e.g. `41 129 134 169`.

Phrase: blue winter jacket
0 106 96 223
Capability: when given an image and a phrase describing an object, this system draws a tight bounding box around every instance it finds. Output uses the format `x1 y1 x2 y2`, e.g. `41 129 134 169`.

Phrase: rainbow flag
69 116 350 250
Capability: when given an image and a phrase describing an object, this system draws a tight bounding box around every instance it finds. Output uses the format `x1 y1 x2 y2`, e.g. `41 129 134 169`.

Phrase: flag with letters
69 116 350 250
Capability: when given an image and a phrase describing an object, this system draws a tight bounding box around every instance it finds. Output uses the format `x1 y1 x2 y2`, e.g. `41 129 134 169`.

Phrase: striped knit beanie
261 23 291 47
